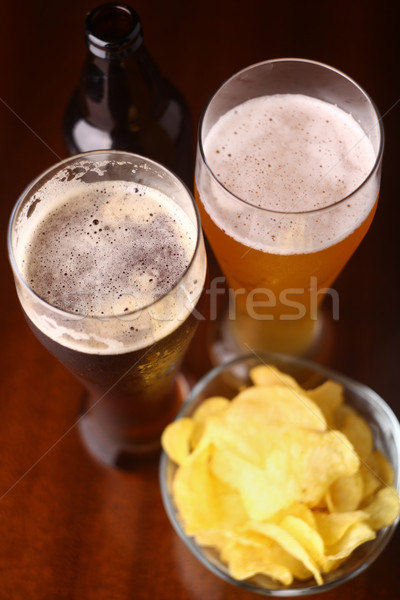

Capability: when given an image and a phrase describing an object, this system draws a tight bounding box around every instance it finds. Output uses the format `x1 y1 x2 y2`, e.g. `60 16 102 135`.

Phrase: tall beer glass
8 151 207 468
195 58 383 360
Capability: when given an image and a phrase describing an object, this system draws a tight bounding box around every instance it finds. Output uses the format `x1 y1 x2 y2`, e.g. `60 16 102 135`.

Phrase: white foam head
10 159 206 354
197 94 379 254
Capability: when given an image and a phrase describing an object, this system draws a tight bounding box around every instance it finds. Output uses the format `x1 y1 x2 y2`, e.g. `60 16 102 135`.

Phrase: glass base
77 373 191 469
208 308 334 366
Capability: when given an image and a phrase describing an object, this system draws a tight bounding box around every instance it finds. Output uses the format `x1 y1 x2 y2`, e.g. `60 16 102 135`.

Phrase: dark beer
26 300 201 460
9 153 206 466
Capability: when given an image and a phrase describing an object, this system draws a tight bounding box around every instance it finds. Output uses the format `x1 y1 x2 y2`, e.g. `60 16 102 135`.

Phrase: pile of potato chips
162 365 400 587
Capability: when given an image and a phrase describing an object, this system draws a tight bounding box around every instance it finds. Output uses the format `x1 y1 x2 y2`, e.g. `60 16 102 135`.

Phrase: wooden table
1 1 399 598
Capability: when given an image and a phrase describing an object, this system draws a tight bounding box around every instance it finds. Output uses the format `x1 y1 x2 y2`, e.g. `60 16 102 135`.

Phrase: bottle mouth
85 2 143 59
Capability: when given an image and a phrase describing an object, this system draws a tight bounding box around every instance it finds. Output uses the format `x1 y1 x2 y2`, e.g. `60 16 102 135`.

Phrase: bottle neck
78 3 166 129
85 3 143 59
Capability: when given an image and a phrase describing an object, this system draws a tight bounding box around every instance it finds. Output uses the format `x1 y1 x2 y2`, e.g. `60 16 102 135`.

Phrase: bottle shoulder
63 87 191 155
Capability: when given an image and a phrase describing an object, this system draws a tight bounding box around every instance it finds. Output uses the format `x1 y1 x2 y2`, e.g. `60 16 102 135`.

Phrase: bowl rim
159 353 400 596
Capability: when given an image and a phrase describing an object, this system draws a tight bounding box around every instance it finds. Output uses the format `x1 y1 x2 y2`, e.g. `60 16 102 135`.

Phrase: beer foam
17 180 205 354
199 94 378 254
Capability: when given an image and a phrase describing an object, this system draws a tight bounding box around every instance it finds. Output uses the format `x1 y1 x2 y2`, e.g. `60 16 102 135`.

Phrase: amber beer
195 59 383 357
8 152 206 467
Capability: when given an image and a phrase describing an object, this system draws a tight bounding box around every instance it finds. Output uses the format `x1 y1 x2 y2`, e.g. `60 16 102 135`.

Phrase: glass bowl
159 353 400 596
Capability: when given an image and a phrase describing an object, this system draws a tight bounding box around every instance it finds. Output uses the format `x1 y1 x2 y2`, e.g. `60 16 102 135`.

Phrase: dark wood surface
1 1 399 598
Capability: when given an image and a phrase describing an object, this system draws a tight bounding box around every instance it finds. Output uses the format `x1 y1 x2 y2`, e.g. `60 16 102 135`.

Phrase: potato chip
233 385 326 431
313 510 369 546
193 528 231 552
161 418 195 465
210 445 291 519
202 413 266 464
324 521 375 561
360 463 383 504
363 486 400 530
360 449 395 503
192 396 230 425
220 537 295 585
369 450 395 486
250 364 300 391
210 427 358 521
173 446 247 533
279 515 325 569
172 446 215 533
337 405 373 460
162 364 400 588
262 428 359 509
243 521 323 584
306 381 344 429
224 528 322 584
326 471 364 512
191 397 229 448
272 503 317 530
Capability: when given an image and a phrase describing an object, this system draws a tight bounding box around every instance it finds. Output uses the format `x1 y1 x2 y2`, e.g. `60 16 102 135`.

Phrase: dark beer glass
8 151 207 468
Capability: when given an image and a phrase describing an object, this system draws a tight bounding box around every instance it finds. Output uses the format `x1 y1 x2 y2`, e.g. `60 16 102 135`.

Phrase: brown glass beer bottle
63 3 193 186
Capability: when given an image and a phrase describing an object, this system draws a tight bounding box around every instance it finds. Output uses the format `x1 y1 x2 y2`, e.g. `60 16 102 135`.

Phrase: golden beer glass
195 58 383 360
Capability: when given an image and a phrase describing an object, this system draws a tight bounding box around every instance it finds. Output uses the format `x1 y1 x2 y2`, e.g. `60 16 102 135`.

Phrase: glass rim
198 57 384 217
7 150 204 321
